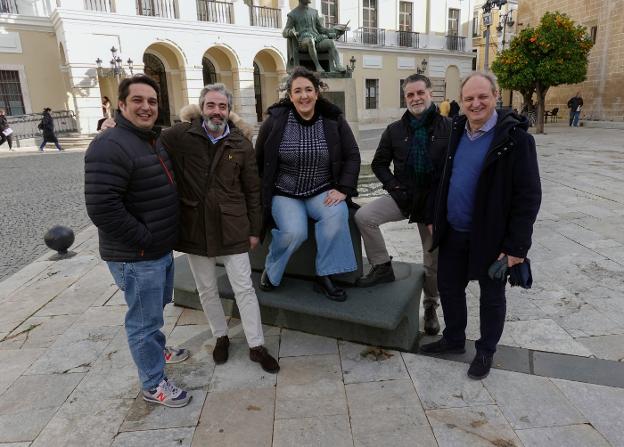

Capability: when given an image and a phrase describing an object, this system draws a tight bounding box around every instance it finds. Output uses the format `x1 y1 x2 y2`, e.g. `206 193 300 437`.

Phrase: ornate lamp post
482 0 508 71
96 46 133 80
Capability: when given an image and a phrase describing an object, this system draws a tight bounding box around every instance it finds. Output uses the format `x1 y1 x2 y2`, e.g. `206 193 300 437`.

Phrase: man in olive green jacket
160 84 279 374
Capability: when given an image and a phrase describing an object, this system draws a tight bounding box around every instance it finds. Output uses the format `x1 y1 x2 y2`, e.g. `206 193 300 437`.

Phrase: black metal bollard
44 225 76 260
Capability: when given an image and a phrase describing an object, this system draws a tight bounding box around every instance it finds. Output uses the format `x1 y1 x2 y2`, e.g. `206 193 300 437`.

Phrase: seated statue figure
282 0 347 73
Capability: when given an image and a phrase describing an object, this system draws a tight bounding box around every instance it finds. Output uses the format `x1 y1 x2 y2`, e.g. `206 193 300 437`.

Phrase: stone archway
445 65 461 102
253 48 287 122
201 46 239 101
142 42 186 125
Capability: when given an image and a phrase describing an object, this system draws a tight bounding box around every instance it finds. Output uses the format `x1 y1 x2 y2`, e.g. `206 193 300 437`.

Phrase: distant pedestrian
567 91 583 127
439 98 451 117
449 99 460 118
0 109 13 151
38 108 63 151
102 96 112 118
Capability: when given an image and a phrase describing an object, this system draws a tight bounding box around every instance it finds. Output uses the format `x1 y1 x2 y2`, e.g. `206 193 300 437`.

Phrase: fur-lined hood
178 104 254 141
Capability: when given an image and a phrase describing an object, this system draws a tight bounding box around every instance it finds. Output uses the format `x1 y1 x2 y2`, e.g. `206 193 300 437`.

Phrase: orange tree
492 12 593 133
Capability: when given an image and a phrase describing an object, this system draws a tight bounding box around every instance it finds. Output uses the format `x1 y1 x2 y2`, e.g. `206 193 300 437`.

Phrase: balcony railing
7 111 78 139
353 27 385 46
197 0 233 24
250 5 281 28
84 0 113 12
446 34 466 51
396 30 420 48
0 0 18 14
136 0 178 19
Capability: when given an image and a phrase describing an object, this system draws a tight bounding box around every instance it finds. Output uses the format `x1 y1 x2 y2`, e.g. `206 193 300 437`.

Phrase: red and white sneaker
164 346 190 364
142 378 191 408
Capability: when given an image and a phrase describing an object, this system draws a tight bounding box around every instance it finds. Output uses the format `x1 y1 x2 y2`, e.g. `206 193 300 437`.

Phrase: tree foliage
492 11 593 132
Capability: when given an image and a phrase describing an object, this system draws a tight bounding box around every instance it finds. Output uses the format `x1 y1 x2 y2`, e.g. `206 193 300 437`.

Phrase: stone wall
517 0 624 121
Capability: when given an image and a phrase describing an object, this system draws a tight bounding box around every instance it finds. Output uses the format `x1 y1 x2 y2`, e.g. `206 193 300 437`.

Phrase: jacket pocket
179 197 200 242
219 202 250 246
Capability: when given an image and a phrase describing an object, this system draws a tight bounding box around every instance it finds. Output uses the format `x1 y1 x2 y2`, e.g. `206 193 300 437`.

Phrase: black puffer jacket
431 110 541 279
372 109 451 223
84 114 179 262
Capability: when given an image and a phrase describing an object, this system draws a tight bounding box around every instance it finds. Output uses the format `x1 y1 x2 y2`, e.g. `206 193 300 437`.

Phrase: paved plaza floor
0 124 623 446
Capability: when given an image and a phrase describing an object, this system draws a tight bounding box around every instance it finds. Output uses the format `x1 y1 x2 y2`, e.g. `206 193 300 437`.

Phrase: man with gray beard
160 84 280 374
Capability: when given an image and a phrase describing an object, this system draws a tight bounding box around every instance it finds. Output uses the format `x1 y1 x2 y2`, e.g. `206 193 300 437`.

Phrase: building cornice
336 43 475 59
0 14 54 32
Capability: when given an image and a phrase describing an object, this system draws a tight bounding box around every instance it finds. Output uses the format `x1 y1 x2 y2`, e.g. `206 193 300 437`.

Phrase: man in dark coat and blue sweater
420 72 541 380
85 75 191 408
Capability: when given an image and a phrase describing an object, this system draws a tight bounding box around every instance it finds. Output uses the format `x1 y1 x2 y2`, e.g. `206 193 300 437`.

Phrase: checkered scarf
407 104 435 186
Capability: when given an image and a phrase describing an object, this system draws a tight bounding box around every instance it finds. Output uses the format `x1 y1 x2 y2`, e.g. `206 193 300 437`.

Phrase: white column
66 65 104 134
278 0 289 29
232 0 251 27
184 67 206 105
234 66 257 124
177 0 198 20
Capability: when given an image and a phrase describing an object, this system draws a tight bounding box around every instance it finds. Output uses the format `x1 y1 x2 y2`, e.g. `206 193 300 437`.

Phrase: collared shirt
202 120 230 144
465 110 498 141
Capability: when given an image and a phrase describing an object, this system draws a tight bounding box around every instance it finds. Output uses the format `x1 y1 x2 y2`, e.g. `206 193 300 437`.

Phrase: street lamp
96 46 132 80
482 0 507 71
347 55 357 72
496 9 515 109
417 58 428 74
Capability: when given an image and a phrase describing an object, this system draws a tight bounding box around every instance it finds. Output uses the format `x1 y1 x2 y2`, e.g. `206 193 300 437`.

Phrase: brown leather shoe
213 335 230 364
249 346 280 373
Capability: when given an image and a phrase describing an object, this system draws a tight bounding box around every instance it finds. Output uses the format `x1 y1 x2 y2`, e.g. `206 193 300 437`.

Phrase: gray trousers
354 194 439 309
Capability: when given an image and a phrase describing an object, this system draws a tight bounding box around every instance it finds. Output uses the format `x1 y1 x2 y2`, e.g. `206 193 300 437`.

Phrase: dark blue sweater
447 129 495 232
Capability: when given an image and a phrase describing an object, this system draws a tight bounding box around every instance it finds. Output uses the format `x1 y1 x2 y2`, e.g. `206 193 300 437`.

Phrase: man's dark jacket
430 110 541 279
567 96 583 111
255 99 361 232
39 112 56 140
372 108 451 223
84 114 179 262
160 117 262 258
0 115 8 132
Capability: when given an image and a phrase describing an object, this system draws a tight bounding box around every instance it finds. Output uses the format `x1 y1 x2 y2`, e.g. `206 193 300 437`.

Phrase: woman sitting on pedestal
255 66 360 301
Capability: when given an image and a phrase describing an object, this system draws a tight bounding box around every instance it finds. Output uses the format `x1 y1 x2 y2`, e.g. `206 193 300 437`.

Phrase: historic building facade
1 0 475 133
516 0 623 121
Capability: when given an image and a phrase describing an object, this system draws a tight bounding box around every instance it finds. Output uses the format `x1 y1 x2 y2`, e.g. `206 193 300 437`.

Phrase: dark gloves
488 256 533 289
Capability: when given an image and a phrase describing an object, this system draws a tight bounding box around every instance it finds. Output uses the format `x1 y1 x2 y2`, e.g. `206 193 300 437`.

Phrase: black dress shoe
467 353 493 380
259 269 276 291
356 261 395 287
213 335 230 364
313 275 347 302
250 346 280 374
419 338 465 354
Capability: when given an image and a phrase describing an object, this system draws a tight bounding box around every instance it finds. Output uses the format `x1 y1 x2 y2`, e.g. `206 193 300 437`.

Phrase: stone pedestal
321 76 359 142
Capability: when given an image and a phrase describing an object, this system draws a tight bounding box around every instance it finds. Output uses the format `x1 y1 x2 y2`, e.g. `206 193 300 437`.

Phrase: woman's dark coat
430 110 542 279
39 112 57 140
255 99 361 233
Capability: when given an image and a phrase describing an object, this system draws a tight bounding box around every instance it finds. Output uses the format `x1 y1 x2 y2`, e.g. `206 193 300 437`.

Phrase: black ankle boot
313 275 347 302
356 261 395 287
259 269 276 292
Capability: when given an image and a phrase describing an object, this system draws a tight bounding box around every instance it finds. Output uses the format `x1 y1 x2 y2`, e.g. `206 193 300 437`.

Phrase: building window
448 8 460 35
365 79 378 110
472 11 479 37
399 79 406 108
363 0 377 29
321 0 338 26
0 70 25 116
399 2 413 31
590 25 597 44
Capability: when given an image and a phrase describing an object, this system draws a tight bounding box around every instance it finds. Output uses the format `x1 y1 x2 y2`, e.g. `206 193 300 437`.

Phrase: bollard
44 225 76 260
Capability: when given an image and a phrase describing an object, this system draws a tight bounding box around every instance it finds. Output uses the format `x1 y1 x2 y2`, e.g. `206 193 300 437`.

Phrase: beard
203 113 228 132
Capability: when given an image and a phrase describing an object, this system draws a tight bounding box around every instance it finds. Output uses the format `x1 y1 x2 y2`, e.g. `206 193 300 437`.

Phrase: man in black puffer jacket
354 74 450 336
84 75 190 408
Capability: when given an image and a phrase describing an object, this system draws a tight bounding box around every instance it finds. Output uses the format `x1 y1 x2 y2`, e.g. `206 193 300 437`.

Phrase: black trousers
0 133 12 149
438 227 506 356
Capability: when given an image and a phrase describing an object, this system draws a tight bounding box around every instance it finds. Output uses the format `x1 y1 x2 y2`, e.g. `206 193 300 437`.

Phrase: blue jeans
107 252 174 390
265 193 357 285
569 111 580 127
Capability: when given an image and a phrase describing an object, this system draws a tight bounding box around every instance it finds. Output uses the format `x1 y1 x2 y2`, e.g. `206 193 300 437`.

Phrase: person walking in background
38 108 63 151
449 99 460 119
354 74 450 335
421 72 541 380
256 66 360 302
102 96 112 118
85 75 191 408
567 91 583 127
0 109 14 151
439 98 451 117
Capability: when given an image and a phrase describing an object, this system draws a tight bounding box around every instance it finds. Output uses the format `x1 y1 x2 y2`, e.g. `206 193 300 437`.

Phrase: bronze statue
283 0 347 73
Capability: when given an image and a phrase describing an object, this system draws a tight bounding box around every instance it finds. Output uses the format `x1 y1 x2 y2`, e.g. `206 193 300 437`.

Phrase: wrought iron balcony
0 0 18 14
446 34 466 51
396 30 420 48
250 5 281 28
197 0 233 24
84 0 113 12
353 27 386 46
136 0 178 19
